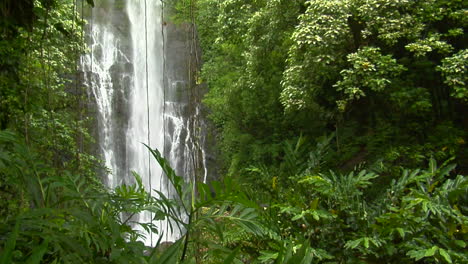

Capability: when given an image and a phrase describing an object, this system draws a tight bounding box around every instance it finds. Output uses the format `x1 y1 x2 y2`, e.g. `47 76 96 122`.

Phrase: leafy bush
0 133 268 263
249 142 467 263
0 130 153 263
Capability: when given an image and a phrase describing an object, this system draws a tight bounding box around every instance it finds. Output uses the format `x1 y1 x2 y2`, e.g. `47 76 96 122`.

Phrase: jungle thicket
0 0 467 263
175 0 468 262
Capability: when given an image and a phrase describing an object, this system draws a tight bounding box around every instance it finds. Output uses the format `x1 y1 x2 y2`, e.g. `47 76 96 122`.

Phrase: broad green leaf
396 228 405 238
344 238 362 249
429 157 437 175
300 246 314 264
363 237 369 249
312 211 319 221
310 198 319 210
407 249 426 260
259 251 279 262
150 238 182 264
292 211 304 221
0 220 20 264
439 248 452 263
223 247 240 264
26 239 49 264
425 246 439 257
454 240 466 248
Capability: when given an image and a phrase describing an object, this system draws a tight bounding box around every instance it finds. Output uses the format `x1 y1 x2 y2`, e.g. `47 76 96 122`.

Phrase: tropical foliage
1 0 467 263
0 131 265 263
173 0 468 262
189 0 467 175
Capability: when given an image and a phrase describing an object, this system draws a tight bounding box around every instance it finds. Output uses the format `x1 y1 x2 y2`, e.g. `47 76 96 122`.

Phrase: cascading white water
82 0 182 245
82 0 213 246
126 0 174 244
81 0 131 189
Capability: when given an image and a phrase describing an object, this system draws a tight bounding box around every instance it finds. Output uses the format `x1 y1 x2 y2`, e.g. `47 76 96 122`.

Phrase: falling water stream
81 0 209 245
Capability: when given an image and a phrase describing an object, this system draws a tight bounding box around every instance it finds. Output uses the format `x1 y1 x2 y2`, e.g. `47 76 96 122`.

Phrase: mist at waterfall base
81 0 203 245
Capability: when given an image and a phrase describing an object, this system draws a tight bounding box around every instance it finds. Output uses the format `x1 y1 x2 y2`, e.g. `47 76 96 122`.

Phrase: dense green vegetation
190 0 468 176
175 0 468 262
1 0 467 263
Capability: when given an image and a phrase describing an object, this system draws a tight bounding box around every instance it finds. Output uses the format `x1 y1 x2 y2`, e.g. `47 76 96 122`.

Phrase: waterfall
81 0 208 245
81 0 131 189
126 0 169 244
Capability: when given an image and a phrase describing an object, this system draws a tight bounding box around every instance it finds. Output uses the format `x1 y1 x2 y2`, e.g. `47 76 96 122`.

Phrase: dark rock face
163 18 218 183
82 0 132 186
83 0 217 189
